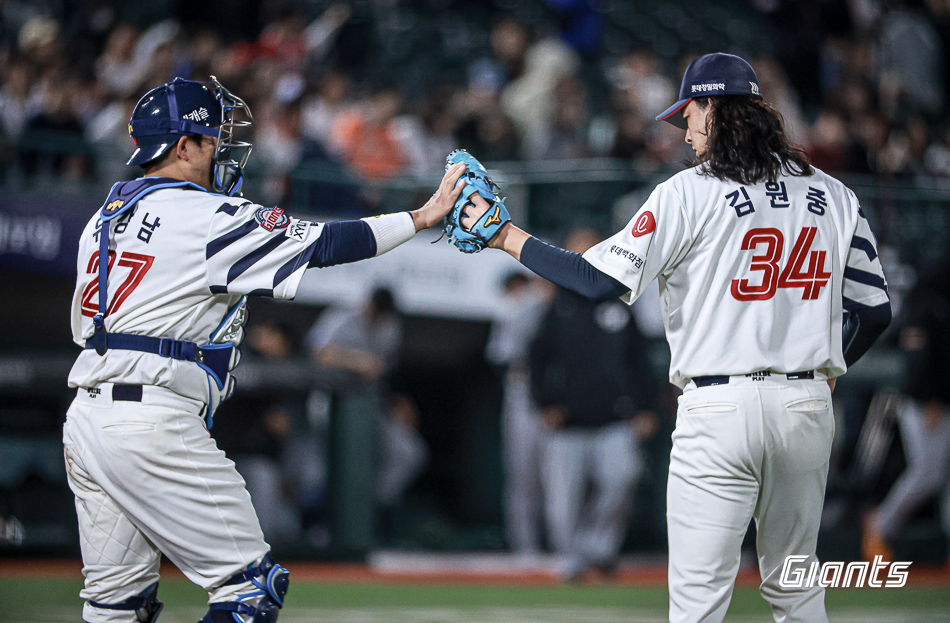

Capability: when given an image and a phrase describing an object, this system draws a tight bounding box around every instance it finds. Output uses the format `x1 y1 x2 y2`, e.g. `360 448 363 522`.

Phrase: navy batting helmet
127 76 253 196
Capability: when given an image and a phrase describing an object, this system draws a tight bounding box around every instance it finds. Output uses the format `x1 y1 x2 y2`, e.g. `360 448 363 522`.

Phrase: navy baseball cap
655 53 762 129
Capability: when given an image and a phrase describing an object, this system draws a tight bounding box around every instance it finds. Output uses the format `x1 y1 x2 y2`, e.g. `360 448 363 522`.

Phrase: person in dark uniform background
529 226 658 581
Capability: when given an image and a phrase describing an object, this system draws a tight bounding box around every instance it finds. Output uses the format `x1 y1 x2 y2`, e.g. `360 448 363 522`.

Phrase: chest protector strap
90 177 204 355
85 178 240 425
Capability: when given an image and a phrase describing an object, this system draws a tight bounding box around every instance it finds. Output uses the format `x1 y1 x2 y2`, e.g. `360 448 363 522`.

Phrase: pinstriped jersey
68 182 327 402
583 166 888 388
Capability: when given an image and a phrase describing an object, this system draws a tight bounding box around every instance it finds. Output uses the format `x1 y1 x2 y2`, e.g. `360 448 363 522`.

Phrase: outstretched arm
307 162 466 268
462 197 628 302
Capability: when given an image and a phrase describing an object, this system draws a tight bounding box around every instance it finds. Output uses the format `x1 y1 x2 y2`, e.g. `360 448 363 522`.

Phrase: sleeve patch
632 211 656 237
254 206 290 231
284 218 310 242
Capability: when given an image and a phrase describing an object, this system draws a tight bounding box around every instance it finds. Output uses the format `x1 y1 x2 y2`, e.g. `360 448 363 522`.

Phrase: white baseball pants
63 384 270 623
667 375 834 623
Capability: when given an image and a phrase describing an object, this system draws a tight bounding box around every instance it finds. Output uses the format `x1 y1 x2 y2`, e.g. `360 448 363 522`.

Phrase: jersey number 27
79 251 155 317
731 227 830 301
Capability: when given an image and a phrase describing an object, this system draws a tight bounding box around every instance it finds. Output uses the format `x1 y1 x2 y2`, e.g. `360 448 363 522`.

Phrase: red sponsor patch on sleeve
631 211 656 237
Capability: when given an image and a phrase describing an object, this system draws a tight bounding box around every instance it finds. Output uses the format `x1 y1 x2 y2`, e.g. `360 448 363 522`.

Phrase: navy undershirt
519 236 627 302
308 220 377 268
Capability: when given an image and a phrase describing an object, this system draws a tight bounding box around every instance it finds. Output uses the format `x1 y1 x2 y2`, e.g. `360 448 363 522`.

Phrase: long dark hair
692 95 813 185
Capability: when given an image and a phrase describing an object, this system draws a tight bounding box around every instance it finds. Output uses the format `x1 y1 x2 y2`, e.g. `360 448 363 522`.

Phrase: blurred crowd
2 0 950 209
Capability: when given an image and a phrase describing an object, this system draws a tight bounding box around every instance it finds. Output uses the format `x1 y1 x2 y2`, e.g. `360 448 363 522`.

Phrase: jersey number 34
731 227 830 301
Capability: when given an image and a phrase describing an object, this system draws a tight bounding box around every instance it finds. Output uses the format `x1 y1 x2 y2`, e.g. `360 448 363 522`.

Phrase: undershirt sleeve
520 236 629 302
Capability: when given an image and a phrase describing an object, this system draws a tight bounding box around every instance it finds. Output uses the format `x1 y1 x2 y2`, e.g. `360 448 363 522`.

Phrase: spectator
17 75 92 182
501 36 580 159
753 55 807 144
253 91 323 206
534 76 594 161
392 86 459 175
453 87 521 162
0 58 41 140
877 7 944 118
807 109 851 173
608 105 649 161
468 17 531 96
329 86 406 179
608 50 677 126
301 71 352 149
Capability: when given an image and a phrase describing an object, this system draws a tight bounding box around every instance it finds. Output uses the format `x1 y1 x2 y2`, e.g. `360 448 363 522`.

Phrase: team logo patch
632 211 656 237
255 206 290 231
285 218 309 242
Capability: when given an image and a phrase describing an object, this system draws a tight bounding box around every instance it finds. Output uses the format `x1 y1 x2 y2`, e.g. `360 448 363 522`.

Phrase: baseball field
2 560 948 622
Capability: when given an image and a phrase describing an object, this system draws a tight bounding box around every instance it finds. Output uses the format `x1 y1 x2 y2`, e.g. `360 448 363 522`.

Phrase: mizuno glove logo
484 206 502 227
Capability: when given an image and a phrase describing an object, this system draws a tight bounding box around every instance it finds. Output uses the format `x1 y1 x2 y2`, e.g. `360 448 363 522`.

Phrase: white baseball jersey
583 166 888 388
70 185 336 402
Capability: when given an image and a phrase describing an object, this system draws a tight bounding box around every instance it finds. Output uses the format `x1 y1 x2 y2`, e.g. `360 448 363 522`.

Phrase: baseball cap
655 53 762 129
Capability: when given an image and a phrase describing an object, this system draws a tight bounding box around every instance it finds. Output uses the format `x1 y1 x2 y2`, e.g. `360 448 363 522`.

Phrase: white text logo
183 107 210 122
779 555 911 589
691 82 725 93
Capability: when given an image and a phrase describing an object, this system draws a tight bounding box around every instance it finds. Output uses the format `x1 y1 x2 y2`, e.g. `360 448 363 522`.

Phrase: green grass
1 577 948 622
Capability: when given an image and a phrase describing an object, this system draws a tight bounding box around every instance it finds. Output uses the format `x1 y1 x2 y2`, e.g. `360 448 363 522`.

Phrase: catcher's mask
127 76 253 196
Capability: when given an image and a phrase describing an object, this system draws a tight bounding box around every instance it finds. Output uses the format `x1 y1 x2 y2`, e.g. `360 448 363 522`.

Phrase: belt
693 370 814 387
112 384 143 401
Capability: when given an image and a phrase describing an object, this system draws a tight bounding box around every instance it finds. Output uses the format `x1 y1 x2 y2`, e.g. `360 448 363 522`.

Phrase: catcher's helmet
127 76 253 196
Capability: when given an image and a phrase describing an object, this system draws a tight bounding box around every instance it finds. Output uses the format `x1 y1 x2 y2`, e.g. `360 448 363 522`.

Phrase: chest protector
84 177 246 427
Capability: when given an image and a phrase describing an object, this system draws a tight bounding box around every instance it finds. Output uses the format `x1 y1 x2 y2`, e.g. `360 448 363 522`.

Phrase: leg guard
88 582 164 623
201 553 289 623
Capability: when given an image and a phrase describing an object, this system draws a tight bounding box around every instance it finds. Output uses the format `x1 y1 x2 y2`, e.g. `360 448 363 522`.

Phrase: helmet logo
128 124 133 136
183 107 210 122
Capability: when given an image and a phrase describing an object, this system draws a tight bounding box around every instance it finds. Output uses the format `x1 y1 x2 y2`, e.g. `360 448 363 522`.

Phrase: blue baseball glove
443 149 511 253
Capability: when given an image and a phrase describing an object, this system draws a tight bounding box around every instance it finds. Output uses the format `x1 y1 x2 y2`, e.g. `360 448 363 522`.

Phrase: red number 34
731 227 830 301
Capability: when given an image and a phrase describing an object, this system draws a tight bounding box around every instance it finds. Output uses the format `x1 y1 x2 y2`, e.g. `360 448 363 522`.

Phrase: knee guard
89 582 164 623
201 553 289 623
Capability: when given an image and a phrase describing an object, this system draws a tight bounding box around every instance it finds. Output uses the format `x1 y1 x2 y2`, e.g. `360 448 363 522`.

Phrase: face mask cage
210 75 253 196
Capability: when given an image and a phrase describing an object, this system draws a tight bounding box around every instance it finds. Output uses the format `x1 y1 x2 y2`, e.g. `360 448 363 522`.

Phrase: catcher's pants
542 419 642 574
63 384 269 623
875 399 950 539
667 375 833 623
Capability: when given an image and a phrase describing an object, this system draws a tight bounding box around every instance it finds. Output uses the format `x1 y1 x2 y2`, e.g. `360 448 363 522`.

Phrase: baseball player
63 76 465 623
457 54 892 622
484 272 552 557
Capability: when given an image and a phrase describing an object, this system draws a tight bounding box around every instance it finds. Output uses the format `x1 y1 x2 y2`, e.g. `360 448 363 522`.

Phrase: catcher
65 75 465 623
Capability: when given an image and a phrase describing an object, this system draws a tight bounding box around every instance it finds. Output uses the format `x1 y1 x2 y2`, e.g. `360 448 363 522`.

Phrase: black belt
693 370 814 387
112 384 143 401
